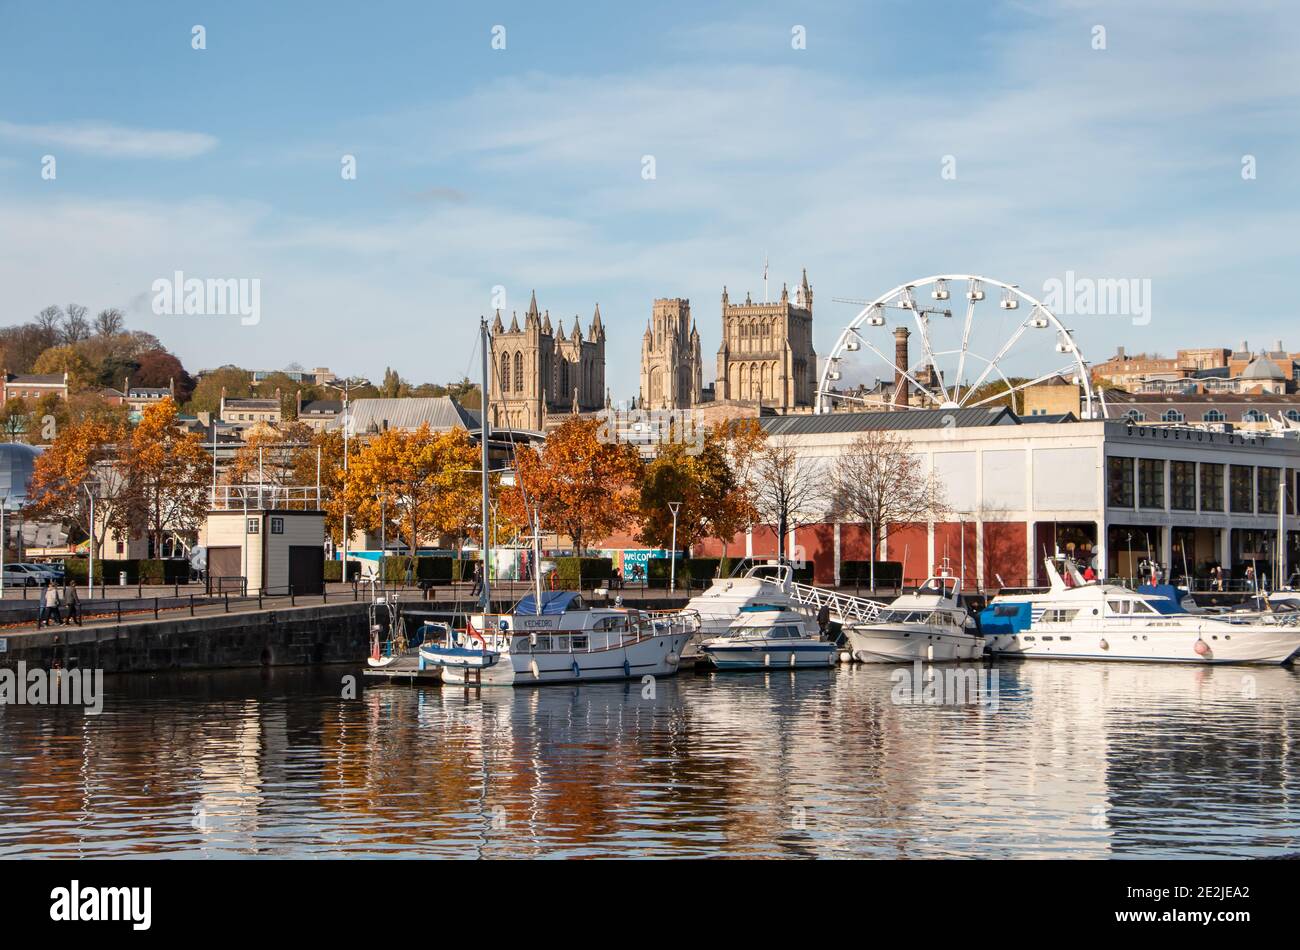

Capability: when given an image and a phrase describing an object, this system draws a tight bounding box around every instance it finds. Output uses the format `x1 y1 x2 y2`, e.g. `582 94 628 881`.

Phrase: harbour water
1 662 1298 858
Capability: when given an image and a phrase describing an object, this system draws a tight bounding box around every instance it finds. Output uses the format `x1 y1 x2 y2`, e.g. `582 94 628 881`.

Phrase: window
1123 409 1145 422
1201 463 1224 511
1259 467 1280 515
270 517 285 535
1161 409 1184 423
1107 600 1131 614
1107 456 1135 508
1131 601 1156 614
1170 460 1195 511
247 518 260 534
1243 409 1267 423
1287 410 1300 423
1230 465 1254 513
1139 458 1165 509
1203 409 1225 423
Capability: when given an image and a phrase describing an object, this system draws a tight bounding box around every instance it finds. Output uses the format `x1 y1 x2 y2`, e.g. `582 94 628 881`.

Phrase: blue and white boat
980 557 1300 665
699 604 837 670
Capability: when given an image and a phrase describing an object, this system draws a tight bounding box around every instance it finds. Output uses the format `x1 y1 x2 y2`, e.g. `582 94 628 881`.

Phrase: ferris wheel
816 273 1107 419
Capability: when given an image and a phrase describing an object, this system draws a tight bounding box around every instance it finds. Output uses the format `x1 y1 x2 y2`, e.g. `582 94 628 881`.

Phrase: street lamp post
668 501 682 593
84 481 101 600
0 494 7 599
325 377 367 588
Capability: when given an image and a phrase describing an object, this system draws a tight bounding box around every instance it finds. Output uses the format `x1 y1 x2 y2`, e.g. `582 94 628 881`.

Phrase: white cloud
0 120 217 159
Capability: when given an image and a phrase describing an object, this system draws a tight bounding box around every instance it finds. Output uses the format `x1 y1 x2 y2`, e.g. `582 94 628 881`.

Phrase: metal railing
766 577 884 625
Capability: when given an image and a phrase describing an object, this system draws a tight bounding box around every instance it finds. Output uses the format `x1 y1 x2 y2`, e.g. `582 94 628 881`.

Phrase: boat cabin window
1131 601 1156 614
532 636 552 651
1041 609 1078 622
1106 600 1131 614
571 635 588 650
592 616 627 632
992 604 1022 617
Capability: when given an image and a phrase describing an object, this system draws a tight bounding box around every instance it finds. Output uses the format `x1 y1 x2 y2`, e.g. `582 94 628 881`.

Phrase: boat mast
533 507 543 615
480 316 491 616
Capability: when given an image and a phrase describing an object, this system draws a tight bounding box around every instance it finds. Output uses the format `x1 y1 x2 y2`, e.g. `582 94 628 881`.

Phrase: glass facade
1107 456 1134 508
1139 458 1165 509
1230 465 1255 514
1201 463 1224 512
1170 460 1195 511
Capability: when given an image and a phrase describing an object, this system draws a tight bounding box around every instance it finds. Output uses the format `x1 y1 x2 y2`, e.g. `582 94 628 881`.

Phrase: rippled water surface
2 662 1298 858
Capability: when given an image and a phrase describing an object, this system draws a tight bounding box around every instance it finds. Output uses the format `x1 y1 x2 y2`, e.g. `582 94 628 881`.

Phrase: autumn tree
305 428 354 543
123 398 209 556
506 417 642 554
751 435 827 562
827 430 947 589
699 418 765 557
226 421 315 489
26 415 132 560
343 424 479 554
32 344 96 392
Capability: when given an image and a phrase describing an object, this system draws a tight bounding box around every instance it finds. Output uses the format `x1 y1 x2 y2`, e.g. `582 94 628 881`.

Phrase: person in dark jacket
816 603 831 639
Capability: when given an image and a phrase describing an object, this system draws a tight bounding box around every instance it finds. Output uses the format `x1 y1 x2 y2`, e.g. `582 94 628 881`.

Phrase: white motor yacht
679 562 804 656
842 574 984 663
980 558 1300 665
699 604 837 670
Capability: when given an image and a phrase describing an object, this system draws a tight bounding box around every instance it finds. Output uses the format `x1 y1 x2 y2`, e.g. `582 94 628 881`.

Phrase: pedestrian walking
817 603 831 639
65 583 82 627
469 562 484 598
39 581 63 628
1245 565 1256 592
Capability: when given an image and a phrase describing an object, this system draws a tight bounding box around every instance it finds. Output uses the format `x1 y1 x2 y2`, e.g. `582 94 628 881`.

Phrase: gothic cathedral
639 297 702 410
488 291 606 431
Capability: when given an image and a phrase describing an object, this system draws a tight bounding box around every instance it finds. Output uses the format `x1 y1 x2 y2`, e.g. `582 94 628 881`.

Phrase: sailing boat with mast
418 317 698 686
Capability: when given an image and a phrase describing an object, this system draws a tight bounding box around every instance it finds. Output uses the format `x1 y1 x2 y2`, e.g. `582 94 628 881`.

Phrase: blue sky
1 0 1297 393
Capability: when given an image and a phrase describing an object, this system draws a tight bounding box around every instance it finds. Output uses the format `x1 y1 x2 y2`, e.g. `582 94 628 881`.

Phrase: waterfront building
677 408 1300 591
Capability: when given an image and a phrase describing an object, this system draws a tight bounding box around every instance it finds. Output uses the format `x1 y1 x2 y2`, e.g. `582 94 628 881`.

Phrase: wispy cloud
0 119 217 159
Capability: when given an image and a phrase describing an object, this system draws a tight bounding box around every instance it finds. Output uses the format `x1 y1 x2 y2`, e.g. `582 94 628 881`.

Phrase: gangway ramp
762 577 884 625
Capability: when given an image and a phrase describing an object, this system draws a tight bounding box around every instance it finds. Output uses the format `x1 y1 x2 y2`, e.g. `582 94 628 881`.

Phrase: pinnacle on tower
590 302 603 339
509 311 520 333
527 289 539 318
541 310 552 334
492 310 504 333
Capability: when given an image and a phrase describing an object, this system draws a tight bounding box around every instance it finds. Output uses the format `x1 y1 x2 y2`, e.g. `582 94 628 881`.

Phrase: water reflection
1 662 1297 857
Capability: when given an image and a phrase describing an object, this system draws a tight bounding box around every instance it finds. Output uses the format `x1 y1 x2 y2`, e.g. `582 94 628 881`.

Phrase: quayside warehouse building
690 408 1300 590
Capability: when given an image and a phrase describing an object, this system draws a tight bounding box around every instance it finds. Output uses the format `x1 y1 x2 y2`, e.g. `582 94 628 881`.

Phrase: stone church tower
488 291 606 430
715 269 817 410
639 298 702 410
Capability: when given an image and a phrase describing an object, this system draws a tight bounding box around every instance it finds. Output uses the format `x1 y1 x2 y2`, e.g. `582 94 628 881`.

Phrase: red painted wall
983 521 1027 588
885 523 929 585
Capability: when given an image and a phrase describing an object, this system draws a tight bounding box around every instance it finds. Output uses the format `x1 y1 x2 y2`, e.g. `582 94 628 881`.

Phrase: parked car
21 562 64 582
3 564 48 587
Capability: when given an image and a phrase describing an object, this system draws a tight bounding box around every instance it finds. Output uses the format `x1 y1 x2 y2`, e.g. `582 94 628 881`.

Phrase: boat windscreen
513 590 584 615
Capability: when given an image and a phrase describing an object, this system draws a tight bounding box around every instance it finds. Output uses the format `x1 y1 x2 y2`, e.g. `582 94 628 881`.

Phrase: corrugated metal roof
760 406 1020 436
344 397 477 434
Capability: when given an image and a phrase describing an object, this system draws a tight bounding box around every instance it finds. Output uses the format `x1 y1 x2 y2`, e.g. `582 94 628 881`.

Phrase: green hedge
551 557 613 588
840 560 903 586
323 560 363 582
60 558 189 585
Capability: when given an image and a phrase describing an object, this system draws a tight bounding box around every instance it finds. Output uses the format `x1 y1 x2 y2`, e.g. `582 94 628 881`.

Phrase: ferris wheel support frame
816 273 1106 419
